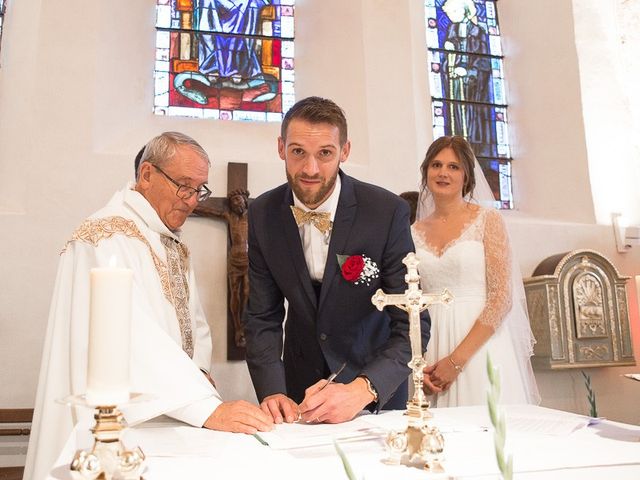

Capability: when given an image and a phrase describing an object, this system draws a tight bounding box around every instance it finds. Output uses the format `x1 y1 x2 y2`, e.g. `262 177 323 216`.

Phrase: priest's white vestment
24 185 223 480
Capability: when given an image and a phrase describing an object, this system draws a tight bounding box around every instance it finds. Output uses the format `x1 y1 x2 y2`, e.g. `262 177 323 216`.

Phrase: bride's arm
425 210 511 389
450 209 512 367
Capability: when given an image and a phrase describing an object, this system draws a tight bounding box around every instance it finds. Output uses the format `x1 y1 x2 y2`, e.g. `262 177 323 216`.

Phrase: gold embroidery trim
62 216 194 358
161 235 194 357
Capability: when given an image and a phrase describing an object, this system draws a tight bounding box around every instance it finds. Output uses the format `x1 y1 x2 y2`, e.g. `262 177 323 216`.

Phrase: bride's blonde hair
420 135 477 198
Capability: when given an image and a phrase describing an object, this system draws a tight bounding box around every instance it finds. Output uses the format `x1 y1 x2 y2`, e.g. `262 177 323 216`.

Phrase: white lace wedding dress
412 207 539 407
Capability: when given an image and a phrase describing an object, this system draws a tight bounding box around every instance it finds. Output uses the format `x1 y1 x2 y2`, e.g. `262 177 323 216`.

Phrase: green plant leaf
487 353 512 480
486 355 494 380
487 393 498 426
333 440 358 480
581 370 598 417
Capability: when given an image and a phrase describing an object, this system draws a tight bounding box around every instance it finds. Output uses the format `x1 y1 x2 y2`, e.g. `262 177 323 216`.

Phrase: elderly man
25 132 272 480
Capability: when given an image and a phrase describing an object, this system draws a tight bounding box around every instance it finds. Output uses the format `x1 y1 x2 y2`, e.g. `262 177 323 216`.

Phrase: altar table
46 405 640 479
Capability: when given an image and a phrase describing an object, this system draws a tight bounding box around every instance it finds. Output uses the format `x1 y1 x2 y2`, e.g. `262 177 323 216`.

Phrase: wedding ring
296 411 302 422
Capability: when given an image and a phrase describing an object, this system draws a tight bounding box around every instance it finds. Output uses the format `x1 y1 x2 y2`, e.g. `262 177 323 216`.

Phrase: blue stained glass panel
434 101 506 158
478 159 512 209
428 51 505 106
155 0 295 122
425 0 513 208
426 0 492 53
486 1 496 19
493 77 504 104
194 1 294 38
156 5 172 28
489 34 502 55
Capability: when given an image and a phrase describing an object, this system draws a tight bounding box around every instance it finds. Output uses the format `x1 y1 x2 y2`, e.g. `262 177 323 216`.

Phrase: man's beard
287 169 339 208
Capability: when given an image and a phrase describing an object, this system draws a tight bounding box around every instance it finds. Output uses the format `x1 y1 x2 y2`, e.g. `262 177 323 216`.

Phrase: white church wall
0 0 638 427
498 0 596 224
0 0 430 408
499 0 640 423
572 0 640 226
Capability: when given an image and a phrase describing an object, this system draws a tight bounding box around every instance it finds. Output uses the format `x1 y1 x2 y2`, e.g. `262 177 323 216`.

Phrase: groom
245 96 430 424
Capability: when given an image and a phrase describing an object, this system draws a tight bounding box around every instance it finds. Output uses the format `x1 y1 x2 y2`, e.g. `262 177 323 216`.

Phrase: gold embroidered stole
159 235 193 357
63 216 195 358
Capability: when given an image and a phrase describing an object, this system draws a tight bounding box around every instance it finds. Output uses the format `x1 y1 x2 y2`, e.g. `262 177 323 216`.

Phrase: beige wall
1 0 639 424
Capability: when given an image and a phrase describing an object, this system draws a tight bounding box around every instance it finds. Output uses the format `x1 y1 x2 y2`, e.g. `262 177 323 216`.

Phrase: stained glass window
425 0 512 208
154 0 295 122
0 0 6 63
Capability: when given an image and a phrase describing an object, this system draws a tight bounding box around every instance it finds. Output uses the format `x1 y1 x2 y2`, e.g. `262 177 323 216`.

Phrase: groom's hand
260 393 300 424
299 377 374 424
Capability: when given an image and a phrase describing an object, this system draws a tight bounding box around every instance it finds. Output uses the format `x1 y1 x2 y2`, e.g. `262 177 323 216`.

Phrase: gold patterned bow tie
290 205 333 235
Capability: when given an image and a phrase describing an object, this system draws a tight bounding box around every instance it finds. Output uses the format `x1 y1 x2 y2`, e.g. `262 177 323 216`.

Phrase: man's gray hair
137 132 210 177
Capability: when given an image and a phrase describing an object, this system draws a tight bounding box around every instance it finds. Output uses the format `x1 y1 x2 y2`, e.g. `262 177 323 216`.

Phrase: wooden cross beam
193 162 251 361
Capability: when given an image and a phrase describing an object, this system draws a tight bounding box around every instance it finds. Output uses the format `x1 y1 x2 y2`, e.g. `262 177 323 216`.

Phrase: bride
412 136 539 407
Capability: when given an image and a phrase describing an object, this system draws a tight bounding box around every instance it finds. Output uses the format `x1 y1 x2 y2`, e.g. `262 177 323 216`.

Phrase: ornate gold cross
371 252 453 408
372 253 453 468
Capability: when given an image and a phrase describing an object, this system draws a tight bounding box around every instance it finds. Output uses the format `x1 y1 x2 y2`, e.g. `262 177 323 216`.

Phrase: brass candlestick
372 252 453 470
61 395 146 480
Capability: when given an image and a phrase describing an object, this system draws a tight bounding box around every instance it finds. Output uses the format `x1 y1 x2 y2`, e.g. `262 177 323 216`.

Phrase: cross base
385 401 445 471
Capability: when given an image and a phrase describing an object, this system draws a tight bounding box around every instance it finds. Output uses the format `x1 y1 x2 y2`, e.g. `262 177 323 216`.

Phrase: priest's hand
298 377 373 424
204 400 274 434
260 393 299 424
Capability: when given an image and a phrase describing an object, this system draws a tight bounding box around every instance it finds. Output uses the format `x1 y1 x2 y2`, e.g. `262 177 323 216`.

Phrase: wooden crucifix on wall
193 162 250 360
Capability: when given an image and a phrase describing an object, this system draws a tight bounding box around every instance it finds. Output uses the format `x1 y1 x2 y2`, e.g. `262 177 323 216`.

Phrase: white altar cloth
46 405 640 479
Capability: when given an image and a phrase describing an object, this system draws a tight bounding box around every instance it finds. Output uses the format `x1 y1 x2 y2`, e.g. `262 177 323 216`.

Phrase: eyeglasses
153 165 212 202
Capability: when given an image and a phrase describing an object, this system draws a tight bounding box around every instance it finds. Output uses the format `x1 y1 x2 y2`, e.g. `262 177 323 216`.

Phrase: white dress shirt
292 175 342 282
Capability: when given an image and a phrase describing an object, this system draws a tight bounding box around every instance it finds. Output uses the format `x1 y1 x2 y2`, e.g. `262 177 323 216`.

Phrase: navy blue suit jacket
244 171 430 409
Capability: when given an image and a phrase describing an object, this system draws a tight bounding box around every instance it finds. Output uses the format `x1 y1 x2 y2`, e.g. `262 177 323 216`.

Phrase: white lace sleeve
477 209 512 329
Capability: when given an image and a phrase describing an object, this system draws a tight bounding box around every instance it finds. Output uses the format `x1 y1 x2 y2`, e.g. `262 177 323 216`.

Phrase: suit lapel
319 172 357 310
280 187 318 310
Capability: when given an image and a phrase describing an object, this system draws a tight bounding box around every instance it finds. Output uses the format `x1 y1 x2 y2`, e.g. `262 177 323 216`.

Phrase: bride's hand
423 364 444 393
425 357 461 392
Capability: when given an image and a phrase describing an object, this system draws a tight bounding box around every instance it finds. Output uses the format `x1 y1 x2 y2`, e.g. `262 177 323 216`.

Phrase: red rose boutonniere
337 254 380 286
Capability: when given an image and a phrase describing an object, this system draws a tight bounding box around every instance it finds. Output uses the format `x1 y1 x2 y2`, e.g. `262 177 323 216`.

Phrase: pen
319 361 347 391
298 362 348 423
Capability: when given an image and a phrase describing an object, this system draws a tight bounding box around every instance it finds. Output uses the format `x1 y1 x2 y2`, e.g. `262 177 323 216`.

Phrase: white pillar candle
86 257 133 406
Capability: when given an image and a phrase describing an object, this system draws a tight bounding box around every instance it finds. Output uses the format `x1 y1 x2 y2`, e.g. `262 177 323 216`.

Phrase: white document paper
361 409 489 434
361 406 588 437
124 425 265 458
505 414 589 435
256 416 385 449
